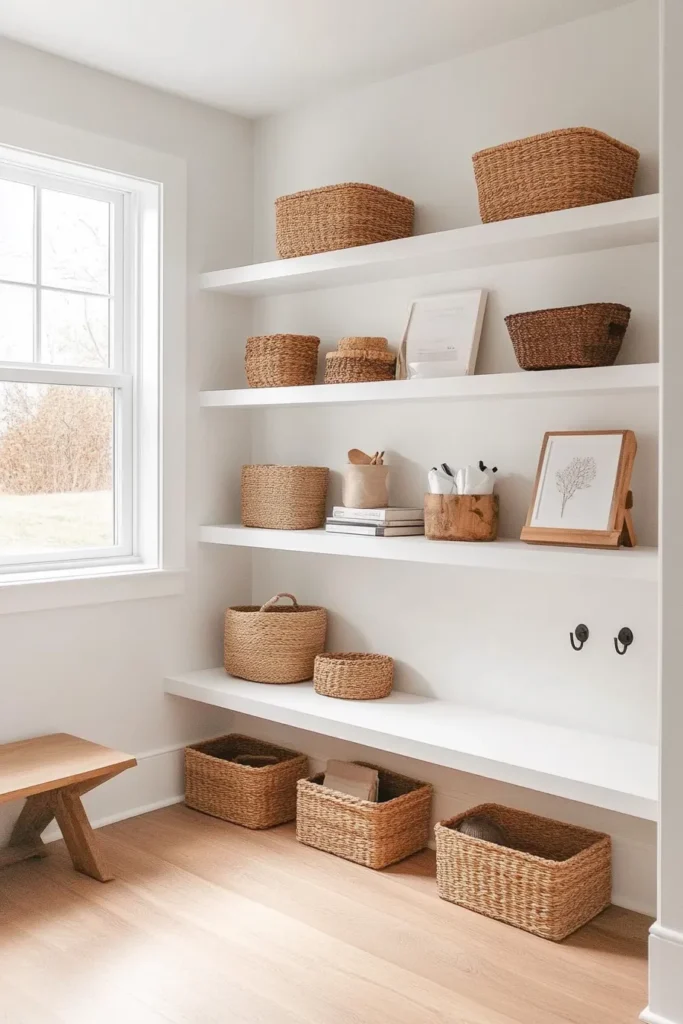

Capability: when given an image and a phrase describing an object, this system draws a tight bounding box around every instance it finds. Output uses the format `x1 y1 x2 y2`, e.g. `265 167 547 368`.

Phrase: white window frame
0 107 187 612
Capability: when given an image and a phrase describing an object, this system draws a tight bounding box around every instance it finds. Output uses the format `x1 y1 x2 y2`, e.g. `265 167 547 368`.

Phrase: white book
326 517 424 528
332 506 424 523
326 523 425 537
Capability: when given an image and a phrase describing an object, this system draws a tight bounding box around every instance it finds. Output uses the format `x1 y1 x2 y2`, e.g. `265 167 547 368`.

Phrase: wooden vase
424 494 499 542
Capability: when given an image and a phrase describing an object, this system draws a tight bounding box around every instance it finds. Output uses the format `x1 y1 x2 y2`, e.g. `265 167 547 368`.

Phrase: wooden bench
0 733 137 882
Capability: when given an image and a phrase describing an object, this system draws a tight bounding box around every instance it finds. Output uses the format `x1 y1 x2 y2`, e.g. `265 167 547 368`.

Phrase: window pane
0 383 114 553
41 290 109 367
0 179 34 284
0 283 34 362
41 190 110 294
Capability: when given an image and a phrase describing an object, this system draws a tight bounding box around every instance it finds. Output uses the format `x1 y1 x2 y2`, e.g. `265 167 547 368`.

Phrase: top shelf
200 195 659 297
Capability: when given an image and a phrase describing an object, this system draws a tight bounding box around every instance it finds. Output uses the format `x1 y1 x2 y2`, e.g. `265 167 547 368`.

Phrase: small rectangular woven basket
435 803 611 941
296 763 432 869
185 734 309 830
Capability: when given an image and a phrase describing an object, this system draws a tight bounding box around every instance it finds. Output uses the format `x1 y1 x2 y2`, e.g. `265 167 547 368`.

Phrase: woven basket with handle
313 653 394 700
472 127 639 223
224 592 327 683
241 464 329 529
275 183 414 259
185 734 309 829
504 302 631 370
245 334 320 388
435 803 611 941
297 763 432 869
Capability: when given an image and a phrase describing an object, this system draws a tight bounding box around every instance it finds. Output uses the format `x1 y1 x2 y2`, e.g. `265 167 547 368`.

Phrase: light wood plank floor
0 804 649 1024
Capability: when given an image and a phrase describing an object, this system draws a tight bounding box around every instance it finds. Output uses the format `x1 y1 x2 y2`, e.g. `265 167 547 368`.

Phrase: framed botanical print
520 430 637 548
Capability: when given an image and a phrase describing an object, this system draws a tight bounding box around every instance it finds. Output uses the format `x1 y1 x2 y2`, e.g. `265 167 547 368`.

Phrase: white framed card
397 289 488 380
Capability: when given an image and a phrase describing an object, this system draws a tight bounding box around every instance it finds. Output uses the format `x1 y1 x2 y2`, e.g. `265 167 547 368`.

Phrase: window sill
0 565 186 615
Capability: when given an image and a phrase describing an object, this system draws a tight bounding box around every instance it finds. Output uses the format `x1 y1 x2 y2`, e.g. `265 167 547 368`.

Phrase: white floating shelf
199 525 658 581
164 669 657 819
200 195 659 297
201 362 659 409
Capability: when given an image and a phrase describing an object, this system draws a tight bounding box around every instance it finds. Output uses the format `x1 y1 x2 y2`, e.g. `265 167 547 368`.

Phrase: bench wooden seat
0 733 136 881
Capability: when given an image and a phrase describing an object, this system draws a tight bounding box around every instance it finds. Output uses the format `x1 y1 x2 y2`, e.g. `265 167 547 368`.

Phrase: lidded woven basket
324 336 396 385
245 334 320 388
241 464 329 530
185 734 309 829
435 803 612 941
313 653 394 700
275 183 414 259
473 127 639 223
297 763 433 869
224 592 327 683
504 302 631 370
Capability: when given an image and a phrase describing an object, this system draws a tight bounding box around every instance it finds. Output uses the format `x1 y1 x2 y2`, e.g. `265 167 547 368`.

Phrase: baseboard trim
651 923 683 947
645 925 683 1024
641 1008 680 1024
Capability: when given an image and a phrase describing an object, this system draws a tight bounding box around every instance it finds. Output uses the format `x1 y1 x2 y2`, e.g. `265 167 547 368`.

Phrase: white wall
243 0 659 913
0 37 252 833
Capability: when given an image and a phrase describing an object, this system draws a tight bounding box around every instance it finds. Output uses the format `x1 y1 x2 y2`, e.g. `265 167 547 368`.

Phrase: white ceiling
0 0 632 119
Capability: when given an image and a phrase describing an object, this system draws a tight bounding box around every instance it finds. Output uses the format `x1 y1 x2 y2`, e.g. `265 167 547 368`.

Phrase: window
0 149 161 577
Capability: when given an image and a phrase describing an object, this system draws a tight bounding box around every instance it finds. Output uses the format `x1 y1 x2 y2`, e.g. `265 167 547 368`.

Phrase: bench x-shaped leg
2 767 128 881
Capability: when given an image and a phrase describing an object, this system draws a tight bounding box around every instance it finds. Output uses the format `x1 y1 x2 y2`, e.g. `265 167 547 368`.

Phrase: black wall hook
614 627 634 656
570 624 589 651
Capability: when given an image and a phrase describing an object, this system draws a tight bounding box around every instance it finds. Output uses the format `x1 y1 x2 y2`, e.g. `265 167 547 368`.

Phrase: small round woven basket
324 350 396 385
313 653 394 700
225 593 328 683
504 302 631 370
241 464 329 530
245 334 320 388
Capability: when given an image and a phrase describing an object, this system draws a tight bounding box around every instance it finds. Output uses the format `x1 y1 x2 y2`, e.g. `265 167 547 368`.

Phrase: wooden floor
0 804 649 1024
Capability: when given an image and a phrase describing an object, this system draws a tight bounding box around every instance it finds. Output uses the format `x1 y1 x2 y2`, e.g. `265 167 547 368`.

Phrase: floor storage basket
276 183 414 259
504 302 631 370
313 653 394 700
185 734 309 829
435 803 612 941
245 334 320 388
241 464 329 530
225 592 327 683
297 764 432 868
472 127 639 223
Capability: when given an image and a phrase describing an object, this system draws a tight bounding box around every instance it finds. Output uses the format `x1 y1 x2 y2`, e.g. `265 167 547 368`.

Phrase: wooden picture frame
520 430 637 549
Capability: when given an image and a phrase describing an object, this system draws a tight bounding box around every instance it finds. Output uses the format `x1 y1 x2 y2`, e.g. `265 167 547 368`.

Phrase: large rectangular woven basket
472 127 639 223
185 734 309 829
297 763 432 869
275 183 414 259
435 803 611 941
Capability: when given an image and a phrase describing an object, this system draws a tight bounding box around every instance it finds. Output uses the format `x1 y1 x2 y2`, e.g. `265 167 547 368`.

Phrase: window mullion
34 186 41 362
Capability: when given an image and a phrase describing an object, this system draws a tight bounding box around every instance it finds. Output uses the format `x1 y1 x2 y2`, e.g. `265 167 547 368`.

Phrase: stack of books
325 506 425 537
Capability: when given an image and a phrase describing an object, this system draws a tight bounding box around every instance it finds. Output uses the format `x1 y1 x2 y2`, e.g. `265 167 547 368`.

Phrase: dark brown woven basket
473 127 639 223
245 334 320 388
296 763 432 869
241 464 329 529
185 734 309 829
276 183 414 259
505 302 631 370
435 803 611 941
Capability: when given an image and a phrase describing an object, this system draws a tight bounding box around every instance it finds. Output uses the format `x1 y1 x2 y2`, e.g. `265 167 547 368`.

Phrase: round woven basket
313 653 394 700
472 127 639 223
241 464 329 530
245 334 320 388
224 593 327 683
324 350 396 385
337 336 388 354
504 302 631 370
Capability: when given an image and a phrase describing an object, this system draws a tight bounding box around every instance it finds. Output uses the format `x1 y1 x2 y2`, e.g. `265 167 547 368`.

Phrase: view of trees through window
0 176 115 555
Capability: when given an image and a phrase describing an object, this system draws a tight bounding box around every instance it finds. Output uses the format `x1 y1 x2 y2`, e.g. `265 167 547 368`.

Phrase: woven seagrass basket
297 764 432 869
313 653 394 700
276 183 414 259
473 127 639 223
224 592 327 683
245 334 320 388
241 464 329 530
324 349 396 384
505 302 631 370
435 803 611 941
185 734 309 829
337 336 388 354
